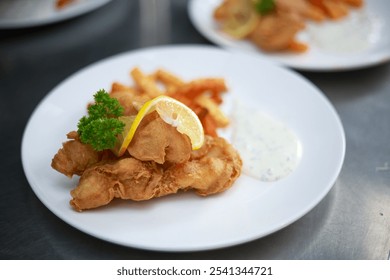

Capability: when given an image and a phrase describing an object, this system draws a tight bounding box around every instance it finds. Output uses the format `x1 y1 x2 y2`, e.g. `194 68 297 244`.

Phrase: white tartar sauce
231 102 302 182
305 9 382 53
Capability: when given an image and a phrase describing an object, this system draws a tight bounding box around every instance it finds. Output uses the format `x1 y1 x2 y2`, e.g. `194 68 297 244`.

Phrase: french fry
341 0 363 7
201 114 218 137
288 41 308 53
155 69 185 88
130 67 163 98
154 69 185 95
113 67 230 137
111 82 136 94
304 4 326 21
172 78 227 99
323 0 349 19
195 95 229 128
309 0 348 19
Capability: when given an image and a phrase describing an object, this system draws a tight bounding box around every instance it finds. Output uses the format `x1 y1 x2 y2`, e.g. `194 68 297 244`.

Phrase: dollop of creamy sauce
305 9 382 53
231 101 302 182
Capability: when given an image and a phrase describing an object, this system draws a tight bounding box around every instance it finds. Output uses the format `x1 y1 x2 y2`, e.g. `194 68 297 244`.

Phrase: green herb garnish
77 89 125 151
255 0 276 15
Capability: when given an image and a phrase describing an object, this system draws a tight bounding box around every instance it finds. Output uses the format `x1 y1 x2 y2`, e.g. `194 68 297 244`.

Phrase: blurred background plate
0 0 111 29
188 0 390 71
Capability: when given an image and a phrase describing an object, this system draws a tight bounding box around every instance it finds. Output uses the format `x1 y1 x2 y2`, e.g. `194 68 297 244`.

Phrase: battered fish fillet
127 112 192 165
70 136 242 211
52 101 242 211
51 131 102 177
249 12 305 52
109 83 148 116
51 114 192 177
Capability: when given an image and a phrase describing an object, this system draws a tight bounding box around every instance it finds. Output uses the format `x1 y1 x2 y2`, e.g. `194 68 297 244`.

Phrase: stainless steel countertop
0 0 389 259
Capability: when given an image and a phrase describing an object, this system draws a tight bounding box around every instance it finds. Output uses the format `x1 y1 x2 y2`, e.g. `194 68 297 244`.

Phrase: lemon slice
222 11 259 39
111 115 136 156
155 96 205 150
112 95 204 156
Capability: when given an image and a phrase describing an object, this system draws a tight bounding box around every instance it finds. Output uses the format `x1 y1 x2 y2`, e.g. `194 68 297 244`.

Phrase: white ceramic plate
188 0 390 71
0 0 111 29
22 45 345 252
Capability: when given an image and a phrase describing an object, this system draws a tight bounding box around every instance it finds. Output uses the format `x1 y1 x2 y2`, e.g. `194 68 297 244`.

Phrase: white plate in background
188 0 390 71
0 0 111 28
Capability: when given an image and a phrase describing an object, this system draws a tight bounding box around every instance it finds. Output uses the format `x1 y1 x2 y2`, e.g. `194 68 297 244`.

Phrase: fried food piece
168 77 228 136
52 68 241 212
200 113 219 137
70 158 163 210
214 0 364 53
170 78 227 102
167 73 228 130
52 113 192 178
322 0 349 19
127 112 192 165
341 0 363 7
195 95 229 128
70 136 242 211
154 68 185 94
51 132 102 178
131 67 164 98
249 12 305 52
51 131 118 178
56 0 76 9
109 82 148 116
276 0 326 22
166 136 242 196
308 0 362 19
111 67 229 137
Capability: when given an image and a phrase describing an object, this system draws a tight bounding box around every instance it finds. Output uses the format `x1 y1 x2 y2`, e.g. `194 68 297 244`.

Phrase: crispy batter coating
165 136 242 197
109 83 148 116
70 136 242 211
70 158 164 210
127 112 192 165
51 132 101 177
249 13 305 52
51 120 242 212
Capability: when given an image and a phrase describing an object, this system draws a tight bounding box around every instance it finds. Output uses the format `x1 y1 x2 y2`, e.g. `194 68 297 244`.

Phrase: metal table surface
0 0 389 260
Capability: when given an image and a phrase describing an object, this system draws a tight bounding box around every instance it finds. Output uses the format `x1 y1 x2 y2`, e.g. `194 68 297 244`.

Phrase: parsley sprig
77 90 125 151
255 0 276 15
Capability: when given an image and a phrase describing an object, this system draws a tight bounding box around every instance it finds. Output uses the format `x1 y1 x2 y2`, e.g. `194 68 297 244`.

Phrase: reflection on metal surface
376 162 390 172
139 0 171 47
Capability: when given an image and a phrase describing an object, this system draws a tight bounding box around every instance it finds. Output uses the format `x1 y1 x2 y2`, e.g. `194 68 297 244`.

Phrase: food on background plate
213 0 364 53
56 0 77 9
51 67 242 211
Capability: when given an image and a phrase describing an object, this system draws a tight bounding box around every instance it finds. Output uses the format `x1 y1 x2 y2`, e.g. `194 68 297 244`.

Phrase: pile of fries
110 67 230 137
